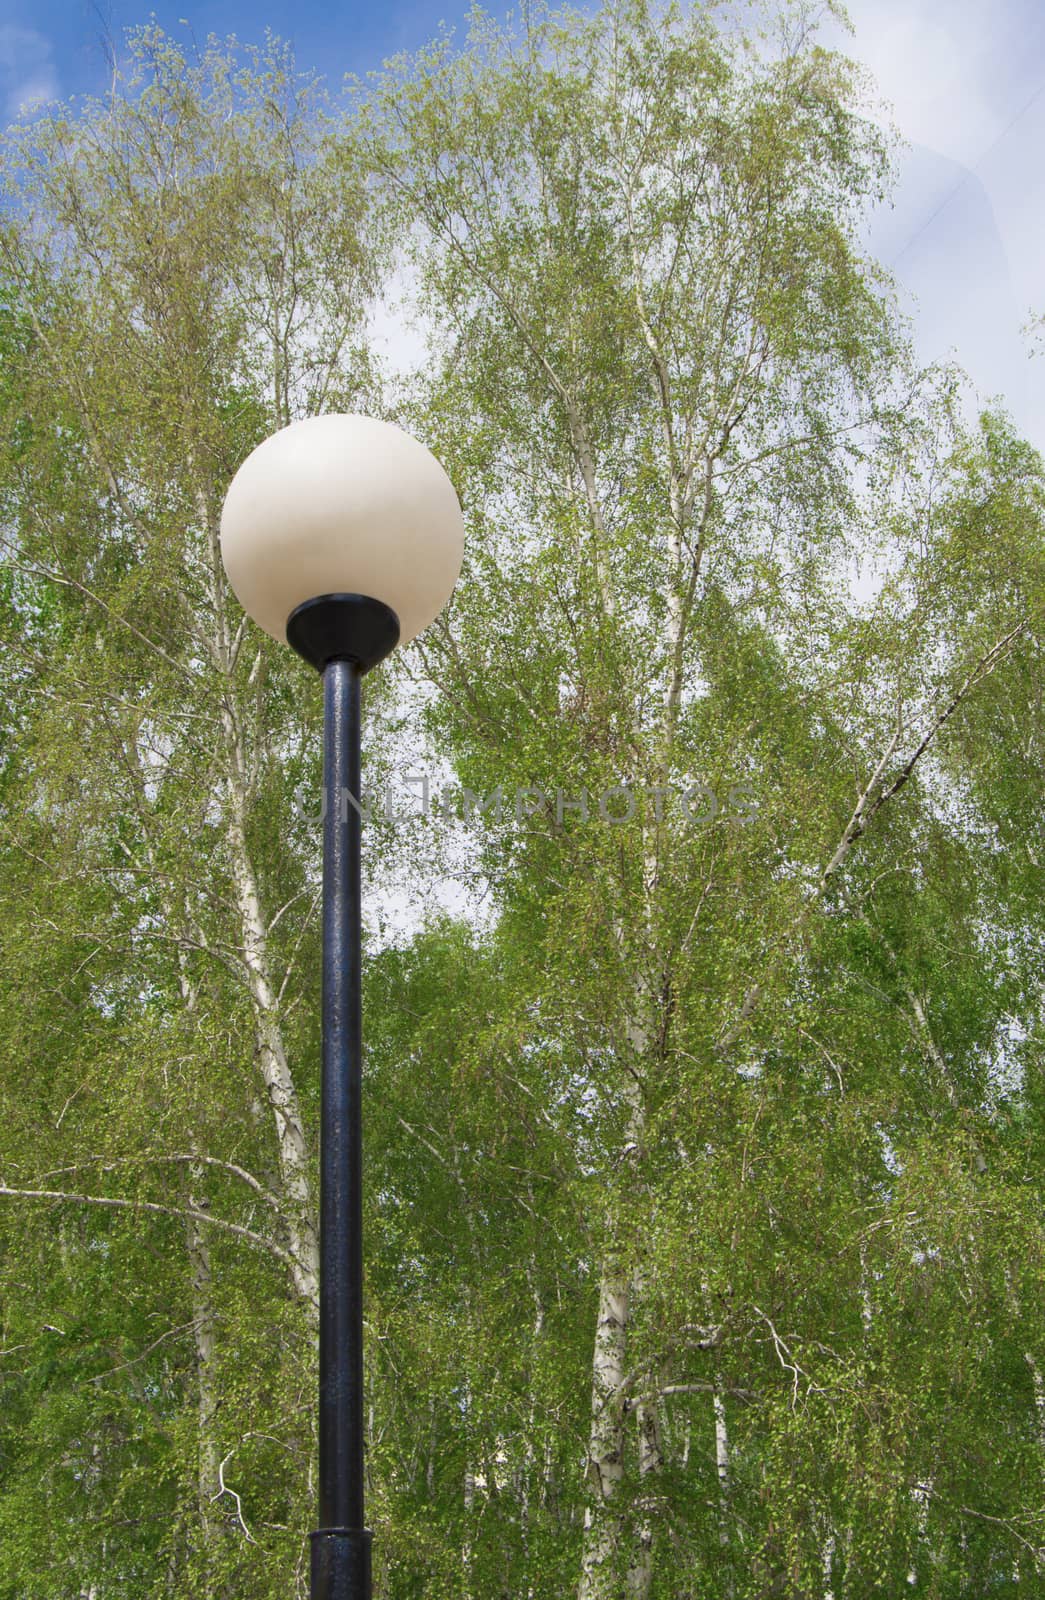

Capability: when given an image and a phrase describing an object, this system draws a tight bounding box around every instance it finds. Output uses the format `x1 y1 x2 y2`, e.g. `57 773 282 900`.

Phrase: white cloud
819 0 1045 448
845 1 1001 163
0 24 59 122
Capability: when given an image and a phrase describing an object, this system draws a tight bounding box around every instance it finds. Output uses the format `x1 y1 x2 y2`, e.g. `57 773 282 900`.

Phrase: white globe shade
220 414 464 646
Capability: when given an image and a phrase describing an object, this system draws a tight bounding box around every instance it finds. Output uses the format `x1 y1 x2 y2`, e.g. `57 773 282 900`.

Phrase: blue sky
0 0 505 108
1 0 1043 447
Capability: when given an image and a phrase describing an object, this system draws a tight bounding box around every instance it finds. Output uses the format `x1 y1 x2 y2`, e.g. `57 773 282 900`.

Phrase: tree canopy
0 4 1042 1597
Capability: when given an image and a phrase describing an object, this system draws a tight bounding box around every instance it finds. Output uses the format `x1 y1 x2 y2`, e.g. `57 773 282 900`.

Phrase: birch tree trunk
821 1531 836 1600
579 1274 631 1599
187 1191 222 1535
199 492 320 1317
223 778 320 1315
1026 1352 1045 1451
626 1398 662 1600
713 1380 733 1594
463 1382 478 1600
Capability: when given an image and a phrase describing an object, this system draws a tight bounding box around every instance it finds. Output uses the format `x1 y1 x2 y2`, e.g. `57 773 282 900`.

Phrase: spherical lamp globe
219 414 464 651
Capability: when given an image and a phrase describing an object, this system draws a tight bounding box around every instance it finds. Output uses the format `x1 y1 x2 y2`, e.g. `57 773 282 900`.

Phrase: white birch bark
903 985 987 1174
186 1188 222 1532
78 1446 103 1596
579 1275 631 1599
463 1380 478 1600
167 927 225 1536
821 1530 836 1600
907 1477 933 1586
1014 1355 1045 1583
520 1259 545 1590
626 1399 662 1600
858 1238 874 1335
1026 1352 1045 1450
223 776 319 1313
426 1395 437 1497
713 1379 735 1598
197 488 320 1315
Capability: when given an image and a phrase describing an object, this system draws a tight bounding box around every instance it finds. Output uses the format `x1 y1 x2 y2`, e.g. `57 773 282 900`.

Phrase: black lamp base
287 594 400 674
311 1528 372 1599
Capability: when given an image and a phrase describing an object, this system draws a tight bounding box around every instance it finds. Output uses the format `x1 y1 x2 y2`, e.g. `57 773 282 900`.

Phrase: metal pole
311 654 371 1600
287 591 397 1599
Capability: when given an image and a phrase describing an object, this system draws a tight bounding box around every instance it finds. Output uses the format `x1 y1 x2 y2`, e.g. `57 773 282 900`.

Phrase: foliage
0 4 1042 1597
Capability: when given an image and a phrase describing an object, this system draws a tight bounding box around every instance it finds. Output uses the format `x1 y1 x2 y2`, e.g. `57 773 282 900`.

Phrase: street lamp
220 413 464 1600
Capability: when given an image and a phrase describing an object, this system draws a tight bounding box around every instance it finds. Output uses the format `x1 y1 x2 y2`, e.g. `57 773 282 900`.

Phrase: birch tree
0 29 383 1595
359 1 1045 1592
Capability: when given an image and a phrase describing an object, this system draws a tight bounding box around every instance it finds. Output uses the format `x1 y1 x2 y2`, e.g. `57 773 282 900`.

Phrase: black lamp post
220 415 464 1600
